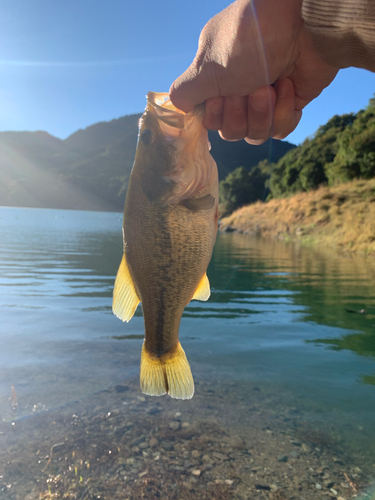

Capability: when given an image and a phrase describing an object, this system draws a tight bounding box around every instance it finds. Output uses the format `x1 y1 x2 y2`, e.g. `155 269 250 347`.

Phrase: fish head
133 92 217 207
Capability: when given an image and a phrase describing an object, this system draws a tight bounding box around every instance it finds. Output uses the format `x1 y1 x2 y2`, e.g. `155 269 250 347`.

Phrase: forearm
302 0 375 71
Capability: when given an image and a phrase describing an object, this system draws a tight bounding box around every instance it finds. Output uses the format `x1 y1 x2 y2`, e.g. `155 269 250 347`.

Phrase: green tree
219 166 268 216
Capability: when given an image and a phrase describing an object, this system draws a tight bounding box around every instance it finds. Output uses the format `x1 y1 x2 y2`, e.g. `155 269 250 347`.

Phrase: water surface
1 207 374 499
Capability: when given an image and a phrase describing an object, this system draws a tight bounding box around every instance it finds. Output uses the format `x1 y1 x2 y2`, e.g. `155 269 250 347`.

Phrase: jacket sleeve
302 0 375 72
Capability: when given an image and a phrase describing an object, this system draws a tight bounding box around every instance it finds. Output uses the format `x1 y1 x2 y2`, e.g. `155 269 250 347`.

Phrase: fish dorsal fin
191 273 211 302
140 342 194 400
112 253 140 322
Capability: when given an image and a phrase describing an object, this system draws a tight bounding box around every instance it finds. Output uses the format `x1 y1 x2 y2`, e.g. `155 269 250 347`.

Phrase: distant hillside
0 114 294 212
269 96 375 198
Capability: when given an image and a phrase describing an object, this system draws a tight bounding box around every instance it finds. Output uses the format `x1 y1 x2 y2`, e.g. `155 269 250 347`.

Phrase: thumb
169 57 221 113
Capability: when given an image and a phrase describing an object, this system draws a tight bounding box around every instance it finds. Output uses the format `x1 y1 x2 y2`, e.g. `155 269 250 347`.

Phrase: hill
220 178 375 255
0 114 294 212
218 96 375 218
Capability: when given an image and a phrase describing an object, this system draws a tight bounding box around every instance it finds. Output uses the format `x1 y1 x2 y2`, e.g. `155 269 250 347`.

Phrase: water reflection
1 208 375 499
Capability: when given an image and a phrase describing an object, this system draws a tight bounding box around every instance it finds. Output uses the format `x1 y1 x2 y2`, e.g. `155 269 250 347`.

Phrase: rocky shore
1 377 374 500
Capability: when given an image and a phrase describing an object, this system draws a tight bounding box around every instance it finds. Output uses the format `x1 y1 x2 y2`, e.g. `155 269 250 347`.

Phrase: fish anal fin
191 273 211 302
112 253 140 322
140 342 194 400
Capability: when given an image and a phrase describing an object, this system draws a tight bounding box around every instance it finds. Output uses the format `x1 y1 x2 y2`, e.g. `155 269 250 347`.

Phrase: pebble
290 440 301 446
192 469 201 476
225 479 234 486
136 396 146 402
191 450 201 458
212 452 228 461
161 440 174 451
315 483 322 490
270 484 279 492
149 437 159 448
301 443 312 453
169 421 180 431
290 451 299 458
277 454 288 462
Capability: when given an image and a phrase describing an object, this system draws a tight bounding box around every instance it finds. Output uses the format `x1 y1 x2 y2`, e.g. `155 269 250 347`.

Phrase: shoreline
219 179 375 257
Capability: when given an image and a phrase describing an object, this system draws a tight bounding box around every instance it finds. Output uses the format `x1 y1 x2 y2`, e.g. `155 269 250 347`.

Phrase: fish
112 92 219 400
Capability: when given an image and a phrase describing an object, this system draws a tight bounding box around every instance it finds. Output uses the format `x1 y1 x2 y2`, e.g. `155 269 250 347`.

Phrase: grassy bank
220 178 375 255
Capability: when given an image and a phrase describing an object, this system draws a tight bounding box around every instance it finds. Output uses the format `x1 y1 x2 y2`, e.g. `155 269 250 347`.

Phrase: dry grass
220 179 375 255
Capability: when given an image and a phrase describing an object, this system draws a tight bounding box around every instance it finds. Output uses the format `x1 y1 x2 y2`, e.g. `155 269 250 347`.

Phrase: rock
139 442 148 449
277 454 288 462
202 455 214 464
136 396 146 402
192 470 201 476
270 484 279 492
301 443 311 453
225 479 234 486
161 440 174 451
315 483 322 490
290 451 299 458
330 488 338 495
191 450 201 459
290 440 301 446
212 452 228 461
149 437 159 448
169 421 180 431
181 422 190 428
255 484 271 491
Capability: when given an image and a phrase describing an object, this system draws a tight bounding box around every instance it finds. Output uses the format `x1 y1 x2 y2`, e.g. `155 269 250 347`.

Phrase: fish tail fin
140 342 194 400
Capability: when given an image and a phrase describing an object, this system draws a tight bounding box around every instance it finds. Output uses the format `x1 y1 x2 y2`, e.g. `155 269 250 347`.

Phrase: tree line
219 96 375 216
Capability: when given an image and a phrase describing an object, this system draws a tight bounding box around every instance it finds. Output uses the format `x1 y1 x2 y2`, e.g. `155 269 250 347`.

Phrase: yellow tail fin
140 342 194 400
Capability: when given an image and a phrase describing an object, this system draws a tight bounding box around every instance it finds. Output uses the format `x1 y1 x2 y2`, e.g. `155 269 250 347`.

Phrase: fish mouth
146 92 187 130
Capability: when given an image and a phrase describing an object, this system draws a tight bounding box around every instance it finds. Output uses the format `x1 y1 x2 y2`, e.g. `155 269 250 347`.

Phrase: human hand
169 0 339 144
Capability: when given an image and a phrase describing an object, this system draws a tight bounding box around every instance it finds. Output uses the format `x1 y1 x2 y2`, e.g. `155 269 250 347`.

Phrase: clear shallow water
1 207 375 499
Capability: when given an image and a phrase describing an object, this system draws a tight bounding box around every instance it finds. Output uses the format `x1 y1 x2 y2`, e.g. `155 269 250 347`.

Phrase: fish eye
140 129 153 145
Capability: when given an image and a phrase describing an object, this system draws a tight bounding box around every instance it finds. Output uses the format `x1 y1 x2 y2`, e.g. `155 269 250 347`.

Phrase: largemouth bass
112 92 218 399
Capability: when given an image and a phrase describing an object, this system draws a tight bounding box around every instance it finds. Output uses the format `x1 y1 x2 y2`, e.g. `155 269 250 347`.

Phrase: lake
0 206 374 499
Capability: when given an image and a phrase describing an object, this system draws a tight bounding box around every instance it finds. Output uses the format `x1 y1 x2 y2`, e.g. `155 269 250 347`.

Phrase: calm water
1 207 375 499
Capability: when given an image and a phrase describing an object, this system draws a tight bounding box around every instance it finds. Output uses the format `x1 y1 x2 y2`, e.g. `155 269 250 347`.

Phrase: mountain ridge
0 113 295 212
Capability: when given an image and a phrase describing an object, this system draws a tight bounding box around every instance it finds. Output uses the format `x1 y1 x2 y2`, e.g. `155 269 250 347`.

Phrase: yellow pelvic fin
140 342 194 400
191 273 211 302
112 253 140 322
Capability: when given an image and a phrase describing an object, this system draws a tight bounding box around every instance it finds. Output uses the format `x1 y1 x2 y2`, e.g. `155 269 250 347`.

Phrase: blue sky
0 0 374 146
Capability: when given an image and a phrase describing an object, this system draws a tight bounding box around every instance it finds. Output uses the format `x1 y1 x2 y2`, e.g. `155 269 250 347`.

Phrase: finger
245 86 276 145
272 78 301 139
169 57 221 113
219 95 248 141
203 97 224 130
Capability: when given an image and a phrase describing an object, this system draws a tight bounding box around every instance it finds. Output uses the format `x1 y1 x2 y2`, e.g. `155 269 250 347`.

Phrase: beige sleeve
302 0 375 71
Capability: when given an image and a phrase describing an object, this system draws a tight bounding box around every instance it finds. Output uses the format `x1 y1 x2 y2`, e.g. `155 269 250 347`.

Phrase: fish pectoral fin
191 273 211 302
112 253 140 322
180 194 215 212
140 342 194 400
